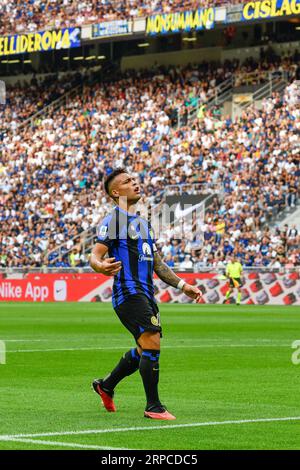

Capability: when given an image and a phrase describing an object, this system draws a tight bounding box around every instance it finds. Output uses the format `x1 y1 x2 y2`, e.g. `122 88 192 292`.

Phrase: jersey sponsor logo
142 242 152 255
139 242 153 262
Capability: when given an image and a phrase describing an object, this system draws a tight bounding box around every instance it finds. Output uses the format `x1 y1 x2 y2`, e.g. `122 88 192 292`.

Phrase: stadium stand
0 0 249 35
0 54 299 269
0 72 85 135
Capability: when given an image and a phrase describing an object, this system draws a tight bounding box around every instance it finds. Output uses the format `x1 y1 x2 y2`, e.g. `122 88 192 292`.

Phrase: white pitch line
7 343 289 353
1 437 130 450
3 339 49 343
1 416 300 441
8 346 136 353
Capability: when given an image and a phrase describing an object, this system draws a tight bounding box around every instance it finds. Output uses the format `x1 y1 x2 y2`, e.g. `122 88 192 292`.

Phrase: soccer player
90 169 202 420
223 255 243 305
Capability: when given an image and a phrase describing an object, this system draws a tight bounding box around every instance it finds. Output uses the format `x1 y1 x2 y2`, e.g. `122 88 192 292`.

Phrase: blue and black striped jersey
96 206 157 308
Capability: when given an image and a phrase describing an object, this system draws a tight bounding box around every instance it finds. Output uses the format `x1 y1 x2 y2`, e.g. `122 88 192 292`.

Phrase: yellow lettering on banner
35 33 42 51
168 14 172 31
170 13 176 31
193 9 200 28
167 14 172 32
259 0 271 18
243 2 255 19
184 11 193 30
160 15 167 33
1 37 7 56
146 7 216 34
292 0 300 14
0 28 77 56
9 36 15 54
280 0 291 15
200 8 209 28
61 29 70 48
155 15 161 33
177 12 185 30
51 30 62 48
5 37 10 55
20 35 28 53
4 37 9 55
254 1 261 18
270 0 277 15
27 34 35 53
243 0 300 20
206 8 215 29
42 31 52 50
14 36 19 53
146 16 155 34
171 13 178 31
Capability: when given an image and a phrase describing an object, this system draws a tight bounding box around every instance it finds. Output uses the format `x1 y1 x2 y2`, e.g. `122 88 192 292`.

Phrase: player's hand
99 257 122 276
182 284 202 303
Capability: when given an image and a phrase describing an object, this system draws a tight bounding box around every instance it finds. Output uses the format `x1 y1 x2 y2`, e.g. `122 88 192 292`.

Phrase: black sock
139 349 162 410
102 348 140 392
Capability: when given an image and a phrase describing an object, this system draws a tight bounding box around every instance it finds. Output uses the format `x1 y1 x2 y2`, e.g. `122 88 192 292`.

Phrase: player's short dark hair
104 168 128 196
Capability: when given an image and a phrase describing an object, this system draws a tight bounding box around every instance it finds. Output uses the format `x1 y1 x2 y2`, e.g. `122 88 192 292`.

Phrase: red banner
0 272 299 305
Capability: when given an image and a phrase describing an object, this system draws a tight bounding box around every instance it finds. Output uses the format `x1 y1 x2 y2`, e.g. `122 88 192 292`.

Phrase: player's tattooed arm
153 252 182 288
153 252 202 302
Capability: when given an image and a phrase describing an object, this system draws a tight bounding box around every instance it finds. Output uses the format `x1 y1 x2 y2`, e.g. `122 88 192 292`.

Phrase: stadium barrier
0 271 299 305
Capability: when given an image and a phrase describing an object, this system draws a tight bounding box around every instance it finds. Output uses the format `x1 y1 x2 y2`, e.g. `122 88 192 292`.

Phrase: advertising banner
91 20 132 38
0 272 299 305
225 4 244 23
146 8 215 36
241 0 300 22
0 27 81 57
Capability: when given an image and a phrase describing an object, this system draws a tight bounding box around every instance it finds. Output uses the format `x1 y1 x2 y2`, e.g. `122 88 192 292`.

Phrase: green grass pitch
1 302 300 450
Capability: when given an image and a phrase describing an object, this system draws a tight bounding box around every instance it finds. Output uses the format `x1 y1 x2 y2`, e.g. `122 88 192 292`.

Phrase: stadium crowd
0 72 84 136
0 0 250 36
0 58 299 270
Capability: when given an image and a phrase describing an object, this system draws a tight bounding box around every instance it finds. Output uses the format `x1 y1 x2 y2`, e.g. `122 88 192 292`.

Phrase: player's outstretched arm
90 243 122 276
153 252 202 302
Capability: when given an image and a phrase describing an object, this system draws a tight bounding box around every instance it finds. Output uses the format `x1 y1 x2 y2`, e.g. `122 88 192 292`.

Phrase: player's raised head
104 169 141 203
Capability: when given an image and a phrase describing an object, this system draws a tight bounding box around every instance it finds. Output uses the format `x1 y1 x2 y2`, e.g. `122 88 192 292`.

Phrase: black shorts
229 277 242 288
114 294 162 342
